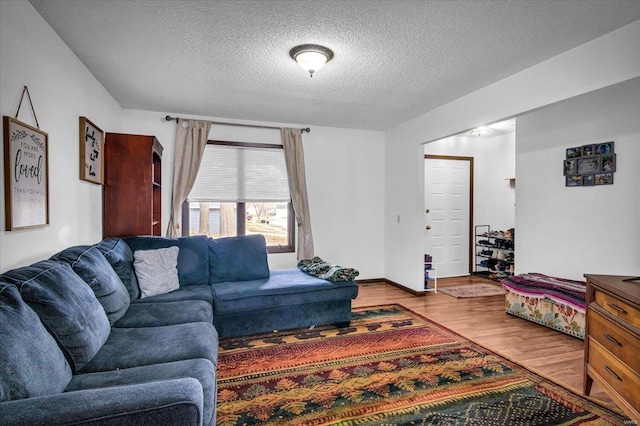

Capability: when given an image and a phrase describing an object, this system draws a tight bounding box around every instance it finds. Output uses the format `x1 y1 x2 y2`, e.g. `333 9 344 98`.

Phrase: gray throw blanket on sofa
297 256 359 282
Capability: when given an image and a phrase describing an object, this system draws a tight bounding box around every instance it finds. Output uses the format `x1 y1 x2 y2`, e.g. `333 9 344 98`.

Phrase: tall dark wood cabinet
103 133 163 238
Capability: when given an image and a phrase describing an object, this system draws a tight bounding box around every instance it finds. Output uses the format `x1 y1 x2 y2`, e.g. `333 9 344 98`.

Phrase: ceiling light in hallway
468 126 490 136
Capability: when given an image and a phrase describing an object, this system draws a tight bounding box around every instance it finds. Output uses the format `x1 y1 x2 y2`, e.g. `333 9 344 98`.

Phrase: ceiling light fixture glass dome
289 44 334 77
468 126 491 136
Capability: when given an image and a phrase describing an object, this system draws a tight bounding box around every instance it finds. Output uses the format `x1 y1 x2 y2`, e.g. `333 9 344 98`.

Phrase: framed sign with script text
3 116 49 230
79 116 104 184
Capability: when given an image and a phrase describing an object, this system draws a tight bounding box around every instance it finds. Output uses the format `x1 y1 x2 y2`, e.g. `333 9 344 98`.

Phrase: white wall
121 110 386 280
0 1 385 279
424 133 516 235
385 20 640 292
516 78 640 280
2 0 637 286
0 1 122 272
303 126 385 280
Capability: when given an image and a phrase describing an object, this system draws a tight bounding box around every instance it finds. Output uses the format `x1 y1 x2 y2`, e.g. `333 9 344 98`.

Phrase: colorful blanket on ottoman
502 273 586 339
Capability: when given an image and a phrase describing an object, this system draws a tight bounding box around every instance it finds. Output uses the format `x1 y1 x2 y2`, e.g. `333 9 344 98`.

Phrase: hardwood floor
353 276 619 411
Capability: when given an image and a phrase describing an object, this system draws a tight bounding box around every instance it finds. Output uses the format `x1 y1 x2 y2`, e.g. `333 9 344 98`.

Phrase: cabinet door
104 134 162 237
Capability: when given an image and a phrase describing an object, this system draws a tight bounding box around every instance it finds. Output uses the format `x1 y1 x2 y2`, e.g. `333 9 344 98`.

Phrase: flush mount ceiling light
468 126 490 136
289 44 334 77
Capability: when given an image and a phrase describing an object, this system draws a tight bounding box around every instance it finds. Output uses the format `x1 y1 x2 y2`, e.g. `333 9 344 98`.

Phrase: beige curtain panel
166 118 212 237
281 127 314 259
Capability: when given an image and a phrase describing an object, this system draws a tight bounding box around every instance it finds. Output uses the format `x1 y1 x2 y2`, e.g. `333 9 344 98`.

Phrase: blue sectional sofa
0 234 359 425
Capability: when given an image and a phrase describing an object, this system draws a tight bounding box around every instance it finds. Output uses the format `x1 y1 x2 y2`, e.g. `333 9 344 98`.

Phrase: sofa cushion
79 322 219 373
134 246 180 298
0 379 204 426
124 235 210 286
131 284 213 305
95 238 140 300
208 234 269 284
66 359 217 426
113 300 213 328
52 245 130 324
0 283 72 402
0 260 111 372
214 299 353 339
211 268 358 314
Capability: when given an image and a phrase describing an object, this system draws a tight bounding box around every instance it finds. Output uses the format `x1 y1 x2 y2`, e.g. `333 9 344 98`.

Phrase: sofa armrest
0 378 203 426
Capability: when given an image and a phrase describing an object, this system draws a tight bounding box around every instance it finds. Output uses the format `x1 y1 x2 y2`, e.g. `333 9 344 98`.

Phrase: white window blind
188 144 290 202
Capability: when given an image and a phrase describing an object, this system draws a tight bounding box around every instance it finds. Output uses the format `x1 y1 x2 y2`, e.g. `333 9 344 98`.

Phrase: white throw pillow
133 246 180 298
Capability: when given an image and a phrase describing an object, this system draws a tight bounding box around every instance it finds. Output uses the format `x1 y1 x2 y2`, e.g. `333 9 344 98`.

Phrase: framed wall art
595 173 614 185
565 146 583 158
583 175 595 186
582 144 595 156
563 159 576 176
565 175 583 187
79 116 104 184
563 141 616 187
601 154 616 173
3 116 49 230
576 156 601 175
595 141 614 154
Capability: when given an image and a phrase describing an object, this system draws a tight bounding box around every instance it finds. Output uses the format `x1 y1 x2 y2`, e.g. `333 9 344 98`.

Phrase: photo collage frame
564 141 616 187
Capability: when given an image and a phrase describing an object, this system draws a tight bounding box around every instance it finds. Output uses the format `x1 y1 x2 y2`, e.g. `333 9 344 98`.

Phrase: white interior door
424 157 471 278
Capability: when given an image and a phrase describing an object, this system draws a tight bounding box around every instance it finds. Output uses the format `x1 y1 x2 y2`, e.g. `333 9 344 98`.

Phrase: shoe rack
473 225 515 281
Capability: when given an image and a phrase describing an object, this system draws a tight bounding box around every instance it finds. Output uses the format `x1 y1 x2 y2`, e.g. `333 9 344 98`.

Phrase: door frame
424 154 475 275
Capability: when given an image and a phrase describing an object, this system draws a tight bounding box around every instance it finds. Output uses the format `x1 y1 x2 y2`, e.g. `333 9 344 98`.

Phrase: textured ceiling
29 0 640 131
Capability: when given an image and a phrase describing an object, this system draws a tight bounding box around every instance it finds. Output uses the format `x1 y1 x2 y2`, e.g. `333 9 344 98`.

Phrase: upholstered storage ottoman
502 273 586 339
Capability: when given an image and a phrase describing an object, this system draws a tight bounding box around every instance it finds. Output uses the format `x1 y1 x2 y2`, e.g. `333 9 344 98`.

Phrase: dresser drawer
588 308 640 372
588 339 640 409
594 290 640 327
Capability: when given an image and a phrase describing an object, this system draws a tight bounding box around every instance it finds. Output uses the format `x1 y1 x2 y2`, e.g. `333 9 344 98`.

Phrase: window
182 141 294 253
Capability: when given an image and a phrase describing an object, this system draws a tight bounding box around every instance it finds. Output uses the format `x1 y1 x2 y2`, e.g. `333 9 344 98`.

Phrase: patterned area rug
438 282 506 298
216 304 626 425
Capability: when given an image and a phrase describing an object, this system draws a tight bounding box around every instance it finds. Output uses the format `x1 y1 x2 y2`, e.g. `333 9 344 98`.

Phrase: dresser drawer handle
602 333 622 346
606 303 627 314
604 366 622 381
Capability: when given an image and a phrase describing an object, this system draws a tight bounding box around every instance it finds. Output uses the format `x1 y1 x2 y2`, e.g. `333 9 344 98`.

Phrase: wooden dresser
583 274 639 421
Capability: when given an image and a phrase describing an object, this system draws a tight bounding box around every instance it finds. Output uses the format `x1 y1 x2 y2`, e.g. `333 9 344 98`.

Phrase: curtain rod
165 115 310 133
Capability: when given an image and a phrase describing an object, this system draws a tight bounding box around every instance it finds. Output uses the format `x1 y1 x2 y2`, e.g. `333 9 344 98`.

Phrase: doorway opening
423 119 516 280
